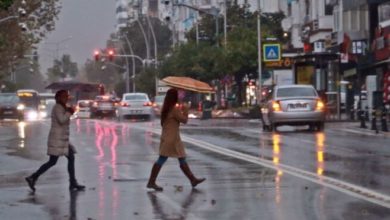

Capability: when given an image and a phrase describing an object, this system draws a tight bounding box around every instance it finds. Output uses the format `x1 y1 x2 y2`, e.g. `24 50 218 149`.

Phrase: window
124 95 147 101
378 2 390 23
276 87 317 98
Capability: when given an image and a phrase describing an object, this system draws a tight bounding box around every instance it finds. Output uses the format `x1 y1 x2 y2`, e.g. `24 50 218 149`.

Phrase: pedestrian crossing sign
263 44 281 62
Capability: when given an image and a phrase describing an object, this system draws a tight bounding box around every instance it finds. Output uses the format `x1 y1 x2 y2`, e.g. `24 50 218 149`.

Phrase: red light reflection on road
93 121 119 219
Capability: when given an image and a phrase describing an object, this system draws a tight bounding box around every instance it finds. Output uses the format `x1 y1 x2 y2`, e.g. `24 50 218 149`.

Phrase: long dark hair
161 88 178 126
55 90 68 106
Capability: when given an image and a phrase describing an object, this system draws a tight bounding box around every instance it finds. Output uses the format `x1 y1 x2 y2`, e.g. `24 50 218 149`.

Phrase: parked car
261 85 326 132
117 93 154 121
75 100 93 119
0 93 24 121
153 94 165 116
90 95 118 118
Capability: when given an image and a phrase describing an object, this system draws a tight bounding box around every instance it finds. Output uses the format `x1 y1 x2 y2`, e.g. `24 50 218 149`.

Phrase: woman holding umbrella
147 88 205 191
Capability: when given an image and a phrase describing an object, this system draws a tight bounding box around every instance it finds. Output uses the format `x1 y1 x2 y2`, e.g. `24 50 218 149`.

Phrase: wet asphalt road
0 118 390 220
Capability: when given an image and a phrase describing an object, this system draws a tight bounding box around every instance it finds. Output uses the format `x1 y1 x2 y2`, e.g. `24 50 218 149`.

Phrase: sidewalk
327 121 390 137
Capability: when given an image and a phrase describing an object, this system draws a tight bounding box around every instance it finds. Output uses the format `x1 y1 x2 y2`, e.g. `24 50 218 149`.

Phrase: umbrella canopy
45 81 102 92
161 76 214 93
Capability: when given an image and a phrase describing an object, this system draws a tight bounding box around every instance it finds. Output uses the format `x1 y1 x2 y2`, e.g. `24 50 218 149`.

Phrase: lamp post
145 15 159 95
121 34 136 92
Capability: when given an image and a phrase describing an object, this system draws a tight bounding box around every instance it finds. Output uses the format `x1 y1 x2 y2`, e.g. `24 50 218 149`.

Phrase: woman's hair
161 88 178 126
55 90 68 103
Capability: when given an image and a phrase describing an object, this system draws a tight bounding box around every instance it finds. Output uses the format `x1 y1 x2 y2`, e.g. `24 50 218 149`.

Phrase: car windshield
96 96 113 101
124 95 147 101
78 101 91 107
277 87 317 98
154 96 165 103
0 94 19 104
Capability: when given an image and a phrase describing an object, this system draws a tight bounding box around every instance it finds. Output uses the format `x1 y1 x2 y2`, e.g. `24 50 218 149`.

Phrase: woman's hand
66 107 75 115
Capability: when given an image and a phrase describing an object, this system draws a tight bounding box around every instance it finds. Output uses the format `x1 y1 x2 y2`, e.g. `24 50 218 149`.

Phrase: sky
37 0 117 73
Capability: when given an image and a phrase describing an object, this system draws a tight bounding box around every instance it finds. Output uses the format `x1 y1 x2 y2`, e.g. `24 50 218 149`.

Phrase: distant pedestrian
25 90 85 192
147 88 205 191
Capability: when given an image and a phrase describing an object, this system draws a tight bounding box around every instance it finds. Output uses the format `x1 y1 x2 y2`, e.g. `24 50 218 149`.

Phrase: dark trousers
31 146 76 184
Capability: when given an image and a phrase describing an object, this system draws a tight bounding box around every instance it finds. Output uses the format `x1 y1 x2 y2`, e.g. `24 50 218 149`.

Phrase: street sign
263 44 281 62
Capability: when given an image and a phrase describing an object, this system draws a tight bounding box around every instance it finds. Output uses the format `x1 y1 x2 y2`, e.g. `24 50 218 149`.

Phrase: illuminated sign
17 92 34 97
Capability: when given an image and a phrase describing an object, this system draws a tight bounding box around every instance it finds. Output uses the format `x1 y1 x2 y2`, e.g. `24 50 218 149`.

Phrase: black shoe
69 184 85 191
25 177 36 192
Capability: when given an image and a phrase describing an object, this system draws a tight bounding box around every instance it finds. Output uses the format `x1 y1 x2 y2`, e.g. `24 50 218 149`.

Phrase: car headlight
27 111 38 120
17 104 25 110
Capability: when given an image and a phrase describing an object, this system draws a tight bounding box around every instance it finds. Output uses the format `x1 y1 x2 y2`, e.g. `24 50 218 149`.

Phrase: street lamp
145 15 159 95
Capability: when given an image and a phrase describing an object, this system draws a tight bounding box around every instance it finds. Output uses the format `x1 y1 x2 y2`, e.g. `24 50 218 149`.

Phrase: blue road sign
263 44 281 62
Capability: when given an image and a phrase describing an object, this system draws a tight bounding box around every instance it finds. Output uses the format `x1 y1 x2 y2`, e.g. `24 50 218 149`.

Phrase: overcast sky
37 0 116 73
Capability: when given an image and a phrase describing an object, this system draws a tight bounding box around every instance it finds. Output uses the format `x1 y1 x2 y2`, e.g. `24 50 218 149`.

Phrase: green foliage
83 59 121 91
135 67 156 97
0 0 60 76
159 3 285 106
46 54 78 81
0 0 13 10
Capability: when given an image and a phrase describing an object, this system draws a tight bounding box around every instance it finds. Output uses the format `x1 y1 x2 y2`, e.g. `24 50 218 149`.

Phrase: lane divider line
139 126 390 209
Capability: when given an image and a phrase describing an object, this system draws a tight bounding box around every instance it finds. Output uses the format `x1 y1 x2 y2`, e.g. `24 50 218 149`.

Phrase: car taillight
144 102 152 106
316 100 325 111
121 102 129 107
272 101 281 112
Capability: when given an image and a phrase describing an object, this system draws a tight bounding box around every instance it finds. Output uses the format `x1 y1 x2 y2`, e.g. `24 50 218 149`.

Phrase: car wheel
309 124 316 132
271 123 277 132
317 122 325 131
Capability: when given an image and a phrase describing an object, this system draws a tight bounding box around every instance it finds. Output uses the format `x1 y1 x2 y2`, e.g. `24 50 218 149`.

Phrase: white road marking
132 125 390 209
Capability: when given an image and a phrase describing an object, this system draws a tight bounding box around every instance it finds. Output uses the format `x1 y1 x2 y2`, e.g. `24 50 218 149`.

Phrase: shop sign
264 57 292 69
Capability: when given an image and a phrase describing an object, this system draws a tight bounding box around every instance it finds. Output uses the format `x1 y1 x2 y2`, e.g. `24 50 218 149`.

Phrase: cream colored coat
159 105 188 158
47 103 75 156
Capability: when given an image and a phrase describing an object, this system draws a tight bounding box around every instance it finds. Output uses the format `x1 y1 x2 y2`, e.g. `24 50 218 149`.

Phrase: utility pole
224 0 227 47
257 0 262 102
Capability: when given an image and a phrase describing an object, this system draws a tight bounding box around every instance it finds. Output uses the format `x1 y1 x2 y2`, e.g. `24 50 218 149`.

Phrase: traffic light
93 50 100 61
107 49 114 61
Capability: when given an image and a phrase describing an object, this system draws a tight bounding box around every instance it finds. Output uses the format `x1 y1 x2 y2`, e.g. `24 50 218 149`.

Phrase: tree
46 54 78 81
0 0 13 10
0 0 60 78
160 2 286 106
82 58 121 92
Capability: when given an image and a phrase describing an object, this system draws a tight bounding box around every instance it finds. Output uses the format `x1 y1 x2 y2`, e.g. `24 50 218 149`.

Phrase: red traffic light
107 49 114 61
93 50 100 61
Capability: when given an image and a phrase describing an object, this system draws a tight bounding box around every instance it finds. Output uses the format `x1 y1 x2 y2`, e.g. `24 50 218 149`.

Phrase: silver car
117 93 154 121
261 85 326 131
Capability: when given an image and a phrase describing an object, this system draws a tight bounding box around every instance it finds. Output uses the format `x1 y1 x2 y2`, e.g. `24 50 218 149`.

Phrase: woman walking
147 88 205 191
25 90 85 192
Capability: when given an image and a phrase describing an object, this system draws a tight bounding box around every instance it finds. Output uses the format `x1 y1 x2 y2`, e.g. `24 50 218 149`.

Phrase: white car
74 100 92 119
117 93 154 121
